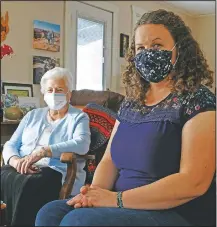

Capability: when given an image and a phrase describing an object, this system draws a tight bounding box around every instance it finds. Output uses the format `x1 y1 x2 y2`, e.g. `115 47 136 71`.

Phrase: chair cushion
83 103 117 184
83 103 117 152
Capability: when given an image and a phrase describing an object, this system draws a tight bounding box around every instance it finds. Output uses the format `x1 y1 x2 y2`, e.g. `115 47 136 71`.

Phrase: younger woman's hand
84 185 117 208
66 185 92 208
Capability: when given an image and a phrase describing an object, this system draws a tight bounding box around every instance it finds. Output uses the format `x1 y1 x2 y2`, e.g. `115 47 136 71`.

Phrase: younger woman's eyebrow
152 38 162 41
136 37 162 46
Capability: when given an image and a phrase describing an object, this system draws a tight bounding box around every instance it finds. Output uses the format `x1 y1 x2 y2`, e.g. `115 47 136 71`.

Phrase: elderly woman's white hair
40 67 73 94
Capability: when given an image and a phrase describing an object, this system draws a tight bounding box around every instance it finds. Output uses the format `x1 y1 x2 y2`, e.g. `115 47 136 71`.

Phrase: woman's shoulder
117 98 143 123
68 105 89 120
181 85 215 103
179 85 216 124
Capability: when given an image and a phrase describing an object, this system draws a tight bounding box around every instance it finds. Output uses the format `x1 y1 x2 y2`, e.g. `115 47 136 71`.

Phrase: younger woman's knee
60 208 101 226
35 200 68 226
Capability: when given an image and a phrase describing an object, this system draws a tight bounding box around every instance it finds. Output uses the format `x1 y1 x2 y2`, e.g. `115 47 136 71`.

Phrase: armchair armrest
59 152 77 199
59 153 95 199
60 152 76 164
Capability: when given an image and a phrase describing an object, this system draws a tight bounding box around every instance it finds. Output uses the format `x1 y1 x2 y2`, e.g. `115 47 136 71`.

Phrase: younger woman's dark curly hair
123 9 214 104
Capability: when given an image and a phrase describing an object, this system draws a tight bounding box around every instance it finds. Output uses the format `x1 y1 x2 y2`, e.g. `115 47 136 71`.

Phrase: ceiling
164 1 215 17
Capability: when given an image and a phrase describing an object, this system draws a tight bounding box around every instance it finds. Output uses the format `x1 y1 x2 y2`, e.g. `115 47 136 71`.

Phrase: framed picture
33 20 60 52
120 33 129 58
33 56 60 84
18 97 40 116
2 82 33 97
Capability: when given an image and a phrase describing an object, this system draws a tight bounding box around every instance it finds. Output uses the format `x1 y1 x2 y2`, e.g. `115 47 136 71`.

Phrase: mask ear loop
58 90 70 116
171 43 179 69
66 90 70 104
171 42 178 51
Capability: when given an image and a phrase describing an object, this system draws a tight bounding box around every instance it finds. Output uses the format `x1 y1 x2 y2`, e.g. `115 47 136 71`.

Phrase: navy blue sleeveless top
111 85 216 226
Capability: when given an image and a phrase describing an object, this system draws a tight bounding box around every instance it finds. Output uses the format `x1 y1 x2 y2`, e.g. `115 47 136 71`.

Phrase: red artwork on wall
1 11 14 59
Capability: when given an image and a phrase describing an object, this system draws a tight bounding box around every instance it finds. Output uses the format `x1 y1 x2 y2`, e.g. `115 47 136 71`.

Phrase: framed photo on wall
33 56 60 84
33 20 60 52
2 82 33 97
120 33 129 58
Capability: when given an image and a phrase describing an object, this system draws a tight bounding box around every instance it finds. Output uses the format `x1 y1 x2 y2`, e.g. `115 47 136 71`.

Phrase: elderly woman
1 67 90 226
36 10 215 227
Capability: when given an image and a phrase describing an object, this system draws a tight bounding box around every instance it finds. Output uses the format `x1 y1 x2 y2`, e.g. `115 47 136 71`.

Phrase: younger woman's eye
137 46 145 51
153 44 162 50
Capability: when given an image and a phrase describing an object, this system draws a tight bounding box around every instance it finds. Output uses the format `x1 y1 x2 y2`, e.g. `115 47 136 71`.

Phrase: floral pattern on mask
134 49 173 83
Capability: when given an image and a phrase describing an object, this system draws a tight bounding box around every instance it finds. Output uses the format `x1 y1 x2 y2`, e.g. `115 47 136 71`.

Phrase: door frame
64 1 119 91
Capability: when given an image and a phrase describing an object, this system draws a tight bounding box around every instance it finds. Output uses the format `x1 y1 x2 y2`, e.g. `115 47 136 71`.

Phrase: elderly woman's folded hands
10 156 41 174
9 147 52 174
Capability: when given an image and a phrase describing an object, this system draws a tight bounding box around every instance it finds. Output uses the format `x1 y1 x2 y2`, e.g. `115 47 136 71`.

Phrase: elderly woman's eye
56 89 64 93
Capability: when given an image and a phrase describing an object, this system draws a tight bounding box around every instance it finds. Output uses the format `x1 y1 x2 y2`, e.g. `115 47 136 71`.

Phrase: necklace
47 109 68 123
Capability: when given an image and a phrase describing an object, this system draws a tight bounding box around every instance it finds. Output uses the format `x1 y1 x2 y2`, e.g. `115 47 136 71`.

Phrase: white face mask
44 92 68 110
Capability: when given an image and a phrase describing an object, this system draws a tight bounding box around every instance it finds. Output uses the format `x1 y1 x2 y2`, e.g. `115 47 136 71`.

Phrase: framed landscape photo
2 82 33 97
33 56 60 84
33 20 60 52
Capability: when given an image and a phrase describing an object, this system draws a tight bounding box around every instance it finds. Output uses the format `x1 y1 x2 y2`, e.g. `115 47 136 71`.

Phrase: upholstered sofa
71 89 124 112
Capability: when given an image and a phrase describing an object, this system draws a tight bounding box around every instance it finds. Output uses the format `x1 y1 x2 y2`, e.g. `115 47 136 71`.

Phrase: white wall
1 1 64 104
1 1 214 100
192 15 215 92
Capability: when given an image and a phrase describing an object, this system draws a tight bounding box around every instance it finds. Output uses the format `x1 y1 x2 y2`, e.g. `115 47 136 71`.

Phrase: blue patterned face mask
134 44 178 83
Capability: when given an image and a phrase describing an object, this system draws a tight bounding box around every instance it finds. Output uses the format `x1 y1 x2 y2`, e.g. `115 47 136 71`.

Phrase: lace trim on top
118 85 216 125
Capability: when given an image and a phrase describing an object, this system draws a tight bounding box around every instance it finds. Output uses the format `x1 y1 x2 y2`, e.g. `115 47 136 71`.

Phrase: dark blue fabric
111 85 216 226
134 48 173 83
111 121 182 191
35 199 191 226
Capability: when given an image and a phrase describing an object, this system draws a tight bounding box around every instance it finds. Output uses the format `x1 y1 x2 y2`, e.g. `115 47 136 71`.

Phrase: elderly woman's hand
9 156 41 174
19 147 51 174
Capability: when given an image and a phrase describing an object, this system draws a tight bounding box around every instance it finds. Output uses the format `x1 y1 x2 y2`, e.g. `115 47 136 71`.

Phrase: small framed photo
33 20 60 52
2 82 33 97
120 33 129 58
33 56 60 84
